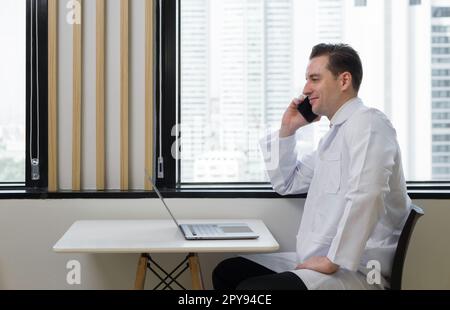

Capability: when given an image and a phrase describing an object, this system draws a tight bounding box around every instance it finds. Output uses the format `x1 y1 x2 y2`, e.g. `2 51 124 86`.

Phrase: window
433 7 450 18
163 0 450 186
0 0 47 188
432 36 450 43
0 0 26 184
432 47 450 55
433 25 450 32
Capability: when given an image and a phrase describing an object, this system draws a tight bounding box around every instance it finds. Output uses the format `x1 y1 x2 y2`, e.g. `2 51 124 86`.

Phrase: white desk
53 219 279 290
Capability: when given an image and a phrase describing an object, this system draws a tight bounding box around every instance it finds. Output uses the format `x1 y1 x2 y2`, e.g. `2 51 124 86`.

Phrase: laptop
148 178 259 240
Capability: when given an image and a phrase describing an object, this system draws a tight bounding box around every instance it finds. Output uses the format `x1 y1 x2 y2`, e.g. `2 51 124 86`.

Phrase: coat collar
329 97 363 127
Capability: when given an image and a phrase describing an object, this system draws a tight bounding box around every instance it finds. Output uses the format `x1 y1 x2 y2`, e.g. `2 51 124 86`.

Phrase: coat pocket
320 152 341 194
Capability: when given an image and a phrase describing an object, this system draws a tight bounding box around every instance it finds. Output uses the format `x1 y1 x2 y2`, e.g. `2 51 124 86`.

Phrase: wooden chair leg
134 253 149 290
188 253 204 290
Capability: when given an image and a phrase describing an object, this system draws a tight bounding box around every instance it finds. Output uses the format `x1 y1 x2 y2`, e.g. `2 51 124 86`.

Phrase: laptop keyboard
190 224 221 236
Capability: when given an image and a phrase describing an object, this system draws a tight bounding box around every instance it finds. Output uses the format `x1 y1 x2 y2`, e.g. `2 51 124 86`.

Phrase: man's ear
340 72 353 91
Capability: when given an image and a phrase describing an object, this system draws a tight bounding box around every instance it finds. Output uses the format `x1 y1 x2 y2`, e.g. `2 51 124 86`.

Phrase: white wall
57 0 148 190
0 198 448 289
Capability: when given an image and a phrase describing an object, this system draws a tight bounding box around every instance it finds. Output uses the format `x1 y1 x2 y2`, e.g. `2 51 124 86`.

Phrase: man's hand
279 97 320 138
296 256 339 275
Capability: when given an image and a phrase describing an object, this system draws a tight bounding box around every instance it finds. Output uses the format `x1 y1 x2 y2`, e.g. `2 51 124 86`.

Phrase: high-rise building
315 0 345 141
180 0 210 182
344 0 432 181
181 0 448 183
218 0 293 181
260 0 294 180
431 1 450 179
0 0 26 182
181 0 293 182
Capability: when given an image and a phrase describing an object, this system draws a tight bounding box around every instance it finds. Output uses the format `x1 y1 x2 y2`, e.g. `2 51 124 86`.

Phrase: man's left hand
296 256 339 275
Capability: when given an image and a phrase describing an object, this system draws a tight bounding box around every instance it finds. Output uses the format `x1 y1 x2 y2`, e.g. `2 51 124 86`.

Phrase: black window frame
26 0 48 189
155 0 177 190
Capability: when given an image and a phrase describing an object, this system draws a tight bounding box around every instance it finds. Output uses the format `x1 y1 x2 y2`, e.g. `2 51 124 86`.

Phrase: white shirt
246 97 411 290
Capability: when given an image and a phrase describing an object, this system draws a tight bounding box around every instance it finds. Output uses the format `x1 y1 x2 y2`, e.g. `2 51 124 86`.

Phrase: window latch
31 158 40 181
158 157 164 178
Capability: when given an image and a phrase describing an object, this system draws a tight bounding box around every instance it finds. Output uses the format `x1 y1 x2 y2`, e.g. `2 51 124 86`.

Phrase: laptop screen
147 177 181 228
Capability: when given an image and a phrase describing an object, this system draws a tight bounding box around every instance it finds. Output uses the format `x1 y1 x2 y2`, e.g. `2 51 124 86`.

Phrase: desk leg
134 253 149 290
188 253 204 290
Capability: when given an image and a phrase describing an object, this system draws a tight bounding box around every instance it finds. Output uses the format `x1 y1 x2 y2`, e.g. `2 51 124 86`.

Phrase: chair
389 204 424 290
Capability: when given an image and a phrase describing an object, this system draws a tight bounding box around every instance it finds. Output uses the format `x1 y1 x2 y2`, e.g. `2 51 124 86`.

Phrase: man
212 43 411 290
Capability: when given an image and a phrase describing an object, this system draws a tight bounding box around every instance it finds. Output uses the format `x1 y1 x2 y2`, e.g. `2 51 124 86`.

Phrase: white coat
244 97 411 290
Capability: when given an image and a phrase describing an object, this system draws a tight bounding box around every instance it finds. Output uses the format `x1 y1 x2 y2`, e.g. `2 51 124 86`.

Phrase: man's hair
310 43 363 93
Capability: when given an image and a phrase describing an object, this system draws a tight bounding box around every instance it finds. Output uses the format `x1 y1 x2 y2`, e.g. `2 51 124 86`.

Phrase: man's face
303 55 343 119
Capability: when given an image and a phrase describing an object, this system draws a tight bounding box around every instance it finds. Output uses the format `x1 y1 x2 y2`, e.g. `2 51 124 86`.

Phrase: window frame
155 0 177 189
25 0 48 189
2 0 450 199
157 0 271 189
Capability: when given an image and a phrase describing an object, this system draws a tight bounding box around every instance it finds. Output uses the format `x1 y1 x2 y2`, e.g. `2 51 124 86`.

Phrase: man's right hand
279 97 320 138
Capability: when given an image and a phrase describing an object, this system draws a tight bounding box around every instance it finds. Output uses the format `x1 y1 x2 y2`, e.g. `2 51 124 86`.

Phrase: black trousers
212 257 308 290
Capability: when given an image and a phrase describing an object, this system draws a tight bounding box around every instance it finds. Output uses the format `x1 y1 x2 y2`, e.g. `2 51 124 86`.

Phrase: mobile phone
297 97 319 123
